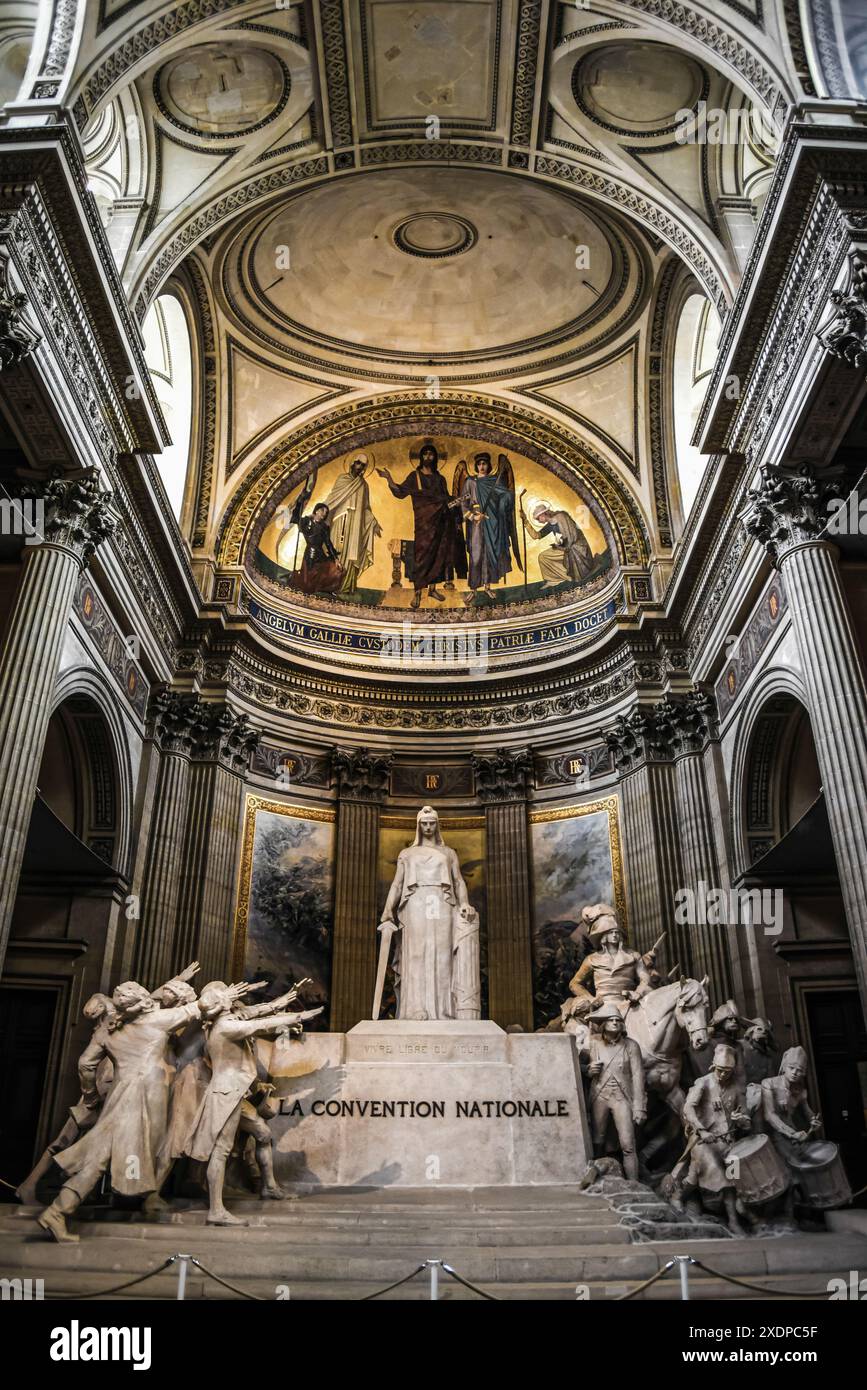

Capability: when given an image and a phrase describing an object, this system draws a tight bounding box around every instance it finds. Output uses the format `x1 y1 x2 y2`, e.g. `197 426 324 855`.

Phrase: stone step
4 1223 865 1288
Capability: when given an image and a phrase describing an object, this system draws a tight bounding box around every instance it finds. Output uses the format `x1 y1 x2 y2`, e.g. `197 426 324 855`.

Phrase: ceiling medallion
392 212 478 259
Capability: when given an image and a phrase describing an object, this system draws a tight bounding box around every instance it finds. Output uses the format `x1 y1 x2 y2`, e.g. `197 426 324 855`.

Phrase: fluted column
174 706 260 981
606 710 692 974
330 747 392 1031
660 693 733 1001
133 692 199 989
744 462 867 1015
473 748 534 1030
0 472 115 972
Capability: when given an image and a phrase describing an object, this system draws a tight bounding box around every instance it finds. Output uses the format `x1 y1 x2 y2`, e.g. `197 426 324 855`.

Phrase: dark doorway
0 987 57 1198
806 990 867 1201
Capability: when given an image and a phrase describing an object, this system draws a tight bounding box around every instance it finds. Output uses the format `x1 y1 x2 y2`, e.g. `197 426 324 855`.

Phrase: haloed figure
377 441 467 609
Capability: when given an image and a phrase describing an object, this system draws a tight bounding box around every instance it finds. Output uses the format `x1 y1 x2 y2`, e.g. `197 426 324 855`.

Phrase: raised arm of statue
224 1007 323 1040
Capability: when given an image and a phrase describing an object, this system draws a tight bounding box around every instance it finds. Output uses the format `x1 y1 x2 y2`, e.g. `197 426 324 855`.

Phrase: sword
372 921 397 1020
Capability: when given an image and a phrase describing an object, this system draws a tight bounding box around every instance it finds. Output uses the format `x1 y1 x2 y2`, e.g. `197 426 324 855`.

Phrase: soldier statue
586 999 647 1181
568 904 653 1016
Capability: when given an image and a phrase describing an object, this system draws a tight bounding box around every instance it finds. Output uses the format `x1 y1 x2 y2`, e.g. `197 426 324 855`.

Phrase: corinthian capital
0 254 41 370
472 747 532 803
332 746 393 803
38 470 116 566
742 463 839 565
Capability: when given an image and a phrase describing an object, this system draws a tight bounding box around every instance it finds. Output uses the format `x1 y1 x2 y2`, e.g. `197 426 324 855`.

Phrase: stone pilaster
605 710 688 969
0 471 115 972
173 705 260 981
472 748 534 1030
132 691 200 989
330 747 392 1031
743 461 867 1016
658 692 733 1001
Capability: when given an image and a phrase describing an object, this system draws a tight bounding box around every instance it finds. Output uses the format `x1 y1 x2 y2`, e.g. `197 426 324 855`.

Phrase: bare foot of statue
261 1183 287 1201
38 1207 79 1243
206 1209 249 1227
15 1182 38 1205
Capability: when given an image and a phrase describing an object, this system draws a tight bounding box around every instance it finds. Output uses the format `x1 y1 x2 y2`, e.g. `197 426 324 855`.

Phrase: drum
726 1133 790 1205
789 1140 852 1210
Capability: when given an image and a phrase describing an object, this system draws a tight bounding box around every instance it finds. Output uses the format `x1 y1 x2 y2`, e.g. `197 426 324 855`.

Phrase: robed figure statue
375 806 480 1021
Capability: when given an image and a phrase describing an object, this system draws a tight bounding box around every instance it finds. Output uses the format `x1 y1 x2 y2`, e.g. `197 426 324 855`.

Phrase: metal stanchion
675 1255 691 1300
176 1254 191 1301
428 1259 441 1301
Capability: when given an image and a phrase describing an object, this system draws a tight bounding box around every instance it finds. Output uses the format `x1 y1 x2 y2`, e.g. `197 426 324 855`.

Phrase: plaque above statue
374 805 480 1021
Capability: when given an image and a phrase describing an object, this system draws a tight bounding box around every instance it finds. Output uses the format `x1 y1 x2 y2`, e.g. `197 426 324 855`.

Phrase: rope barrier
187 1256 267 1301
689 1258 832 1299
359 1263 429 1300
441 1263 501 1300
45 1256 179 1300
614 1259 678 1300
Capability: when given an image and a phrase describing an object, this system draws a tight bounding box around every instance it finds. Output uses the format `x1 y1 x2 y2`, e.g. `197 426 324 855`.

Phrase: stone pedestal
264 1021 591 1188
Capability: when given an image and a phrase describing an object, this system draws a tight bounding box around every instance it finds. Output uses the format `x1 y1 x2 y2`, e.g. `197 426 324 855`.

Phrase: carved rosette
35 470 116 567
0 254 41 370
742 463 840 566
472 747 532 803
332 746 393 803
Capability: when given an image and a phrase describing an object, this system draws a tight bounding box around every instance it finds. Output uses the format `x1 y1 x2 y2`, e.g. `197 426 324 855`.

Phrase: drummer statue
678 1042 752 1236
761 1045 823 1219
568 904 653 1015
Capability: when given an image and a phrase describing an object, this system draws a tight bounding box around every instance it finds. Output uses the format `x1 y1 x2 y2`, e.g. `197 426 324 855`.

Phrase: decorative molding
0 251 41 369
319 0 353 149
509 0 543 147
817 252 867 368
533 154 727 311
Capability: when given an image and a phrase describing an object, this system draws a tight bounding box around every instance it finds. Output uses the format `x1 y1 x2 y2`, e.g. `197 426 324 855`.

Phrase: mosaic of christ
254 436 614 613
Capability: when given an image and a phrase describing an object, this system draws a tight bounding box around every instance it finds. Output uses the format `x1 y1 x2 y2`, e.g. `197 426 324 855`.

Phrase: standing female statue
377 806 480 1021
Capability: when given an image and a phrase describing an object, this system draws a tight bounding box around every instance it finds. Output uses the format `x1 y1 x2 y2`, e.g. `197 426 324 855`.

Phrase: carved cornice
332 746 393 803
472 747 532 803
741 462 841 565
817 253 867 368
0 252 41 369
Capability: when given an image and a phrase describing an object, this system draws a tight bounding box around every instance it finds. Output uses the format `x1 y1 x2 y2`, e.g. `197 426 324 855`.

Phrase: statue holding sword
373 806 480 1022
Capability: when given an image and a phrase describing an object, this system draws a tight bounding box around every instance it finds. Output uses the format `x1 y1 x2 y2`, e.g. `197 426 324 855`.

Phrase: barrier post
176 1253 191 1301
675 1255 691 1301
428 1259 441 1301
